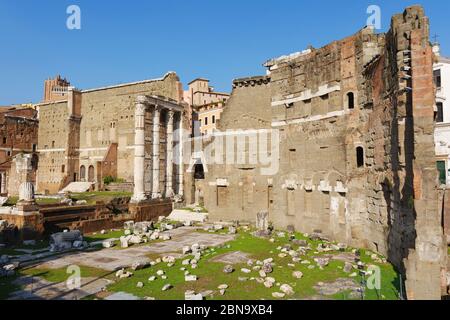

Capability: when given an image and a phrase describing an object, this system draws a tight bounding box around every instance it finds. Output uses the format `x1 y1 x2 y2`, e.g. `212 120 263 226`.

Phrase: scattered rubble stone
262 263 273 274
314 278 363 298
228 226 237 234
344 262 353 273
162 284 172 291
185 291 203 300
115 269 133 279
280 284 294 295
50 230 84 252
102 240 115 248
131 258 151 271
223 265 234 274
315 257 330 268
185 275 198 282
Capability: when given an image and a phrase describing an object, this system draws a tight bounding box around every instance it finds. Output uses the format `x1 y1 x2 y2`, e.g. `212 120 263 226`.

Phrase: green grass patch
106 231 400 300
0 228 401 300
3 197 61 206
84 230 124 243
21 266 113 284
70 191 132 205
0 240 49 256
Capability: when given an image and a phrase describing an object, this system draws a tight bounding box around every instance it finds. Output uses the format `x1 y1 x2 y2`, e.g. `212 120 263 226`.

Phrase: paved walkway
6 227 235 300
8 276 112 300
33 227 235 271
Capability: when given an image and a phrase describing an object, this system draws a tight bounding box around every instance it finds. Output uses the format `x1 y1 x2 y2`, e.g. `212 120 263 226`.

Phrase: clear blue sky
0 0 448 105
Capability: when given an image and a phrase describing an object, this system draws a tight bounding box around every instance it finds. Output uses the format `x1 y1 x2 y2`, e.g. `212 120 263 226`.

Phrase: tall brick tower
43 75 71 102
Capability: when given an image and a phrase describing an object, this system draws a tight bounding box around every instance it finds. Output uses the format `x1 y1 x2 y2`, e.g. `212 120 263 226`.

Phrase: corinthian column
166 110 175 197
178 112 184 197
0 172 6 194
131 96 147 203
152 105 161 199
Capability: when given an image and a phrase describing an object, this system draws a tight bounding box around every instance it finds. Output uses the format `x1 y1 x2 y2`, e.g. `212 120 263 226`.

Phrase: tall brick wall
36 72 182 193
204 6 447 299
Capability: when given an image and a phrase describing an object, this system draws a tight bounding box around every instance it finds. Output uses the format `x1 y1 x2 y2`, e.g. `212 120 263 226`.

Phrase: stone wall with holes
79 72 181 185
36 100 71 193
202 76 273 222
204 5 447 299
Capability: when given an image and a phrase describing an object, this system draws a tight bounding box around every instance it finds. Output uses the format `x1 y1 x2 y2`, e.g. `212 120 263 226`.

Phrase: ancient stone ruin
202 6 448 299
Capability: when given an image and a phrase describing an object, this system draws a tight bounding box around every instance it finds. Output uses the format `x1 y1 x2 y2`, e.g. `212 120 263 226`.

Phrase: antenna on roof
432 33 439 45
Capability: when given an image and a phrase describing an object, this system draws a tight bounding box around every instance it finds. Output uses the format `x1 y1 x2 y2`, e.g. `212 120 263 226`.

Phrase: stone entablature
271 83 341 107
232 76 271 88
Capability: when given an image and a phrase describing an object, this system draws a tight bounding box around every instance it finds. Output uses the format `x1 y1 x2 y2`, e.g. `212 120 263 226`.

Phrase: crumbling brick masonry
203 6 447 299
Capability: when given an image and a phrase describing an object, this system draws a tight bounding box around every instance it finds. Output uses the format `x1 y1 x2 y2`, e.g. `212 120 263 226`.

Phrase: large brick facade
203 6 447 299
0 107 38 196
35 72 188 194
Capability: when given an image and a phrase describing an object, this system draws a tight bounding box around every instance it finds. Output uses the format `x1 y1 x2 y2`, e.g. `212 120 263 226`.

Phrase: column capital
167 109 175 120
136 95 148 105
135 103 146 115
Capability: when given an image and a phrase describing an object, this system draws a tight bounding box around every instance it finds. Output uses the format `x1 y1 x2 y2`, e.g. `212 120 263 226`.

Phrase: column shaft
152 106 161 199
131 98 147 203
0 172 5 194
178 112 184 197
166 110 175 197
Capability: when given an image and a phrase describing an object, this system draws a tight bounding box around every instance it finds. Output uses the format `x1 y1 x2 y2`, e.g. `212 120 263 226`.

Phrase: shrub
103 176 125 185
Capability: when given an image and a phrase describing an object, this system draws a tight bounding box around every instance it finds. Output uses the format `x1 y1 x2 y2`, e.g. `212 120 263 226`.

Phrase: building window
205 117 208 125
62 165 65 173
436 102 444 123
434 69 442 88
347 92 355 109
32 144 37 152
52 141 55 148
212 115 216 124
356 146 365 168
194 163 205 180
437 161 446 185
2 137 6 144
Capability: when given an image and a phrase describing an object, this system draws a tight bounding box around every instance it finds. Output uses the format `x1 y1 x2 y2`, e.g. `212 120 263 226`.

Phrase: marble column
166 110 175 197
178 112 184 197
131 97 147 203
0 172 6 194
152 105 161 199
14 153 37 209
